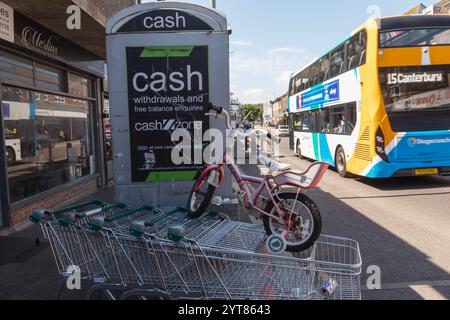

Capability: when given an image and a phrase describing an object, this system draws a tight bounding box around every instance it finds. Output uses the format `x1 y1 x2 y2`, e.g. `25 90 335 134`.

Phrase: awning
2 0 109 60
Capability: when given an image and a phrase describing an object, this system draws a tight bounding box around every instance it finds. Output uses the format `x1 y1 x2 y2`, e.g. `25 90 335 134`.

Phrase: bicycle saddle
258 155 291 173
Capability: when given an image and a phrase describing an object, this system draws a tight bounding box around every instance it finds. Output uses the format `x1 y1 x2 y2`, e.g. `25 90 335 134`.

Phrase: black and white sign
126 46 209 183
13 12 100 62
118 9 214 33
0 1 13 43
387 72 445 85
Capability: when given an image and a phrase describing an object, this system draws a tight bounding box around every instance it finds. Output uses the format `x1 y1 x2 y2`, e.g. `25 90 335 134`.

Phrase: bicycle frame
194 154 288 226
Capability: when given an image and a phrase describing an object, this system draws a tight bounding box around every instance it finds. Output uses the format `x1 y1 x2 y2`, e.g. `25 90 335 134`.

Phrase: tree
240 104 263 123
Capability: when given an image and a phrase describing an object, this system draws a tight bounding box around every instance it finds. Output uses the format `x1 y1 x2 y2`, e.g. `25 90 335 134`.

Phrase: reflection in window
35 64 63 92
3 86 96 203
69 73 92 97
0 52 34 87
380 28 450 48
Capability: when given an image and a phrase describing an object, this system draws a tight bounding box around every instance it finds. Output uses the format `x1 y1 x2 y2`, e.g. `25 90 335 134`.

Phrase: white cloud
230 40 253 47
268 47 305 55
276 71 294 87
241 88 266 103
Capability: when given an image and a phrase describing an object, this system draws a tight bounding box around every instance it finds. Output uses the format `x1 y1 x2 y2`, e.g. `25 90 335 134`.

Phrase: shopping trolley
31 203 362 300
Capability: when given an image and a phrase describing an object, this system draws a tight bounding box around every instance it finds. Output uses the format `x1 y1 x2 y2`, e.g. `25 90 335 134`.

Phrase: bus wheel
296 141 303 159
6 147 15 166
335 147 349 178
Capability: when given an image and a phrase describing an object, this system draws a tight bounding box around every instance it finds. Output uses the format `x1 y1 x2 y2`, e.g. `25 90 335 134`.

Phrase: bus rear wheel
335 147 349 178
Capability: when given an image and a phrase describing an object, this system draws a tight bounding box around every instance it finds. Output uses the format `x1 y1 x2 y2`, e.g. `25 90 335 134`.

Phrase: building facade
0 0 136 231
405 1 450 14
270 94 288 126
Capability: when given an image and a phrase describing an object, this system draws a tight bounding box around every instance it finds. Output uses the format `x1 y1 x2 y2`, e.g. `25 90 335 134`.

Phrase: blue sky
143 0 435 103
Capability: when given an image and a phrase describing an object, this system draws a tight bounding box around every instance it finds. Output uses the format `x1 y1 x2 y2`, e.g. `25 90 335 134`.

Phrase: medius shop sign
13 12 99 62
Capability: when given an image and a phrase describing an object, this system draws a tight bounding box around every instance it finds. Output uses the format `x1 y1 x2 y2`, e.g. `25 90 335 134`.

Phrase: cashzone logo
135 120 202 132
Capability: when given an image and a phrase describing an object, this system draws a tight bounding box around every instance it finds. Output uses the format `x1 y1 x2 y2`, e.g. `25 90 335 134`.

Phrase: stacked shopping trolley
30 201 362 300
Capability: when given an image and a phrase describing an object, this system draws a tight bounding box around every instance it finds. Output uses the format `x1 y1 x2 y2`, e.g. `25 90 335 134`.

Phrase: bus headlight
376 128 390 163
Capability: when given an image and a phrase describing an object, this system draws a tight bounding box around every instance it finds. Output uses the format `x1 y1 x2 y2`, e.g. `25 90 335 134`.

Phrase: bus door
288 114 294 150
300 111 317 159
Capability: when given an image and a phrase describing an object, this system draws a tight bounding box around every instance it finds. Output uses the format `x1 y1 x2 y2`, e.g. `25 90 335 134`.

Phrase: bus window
347 30 367 70
318 109 331 133
293 113 302 131
331 106 346 134
301 111 317 132
346 103 357 135
330 45 345 78
289 78 295 96
329 104 357 135
320 57 331 82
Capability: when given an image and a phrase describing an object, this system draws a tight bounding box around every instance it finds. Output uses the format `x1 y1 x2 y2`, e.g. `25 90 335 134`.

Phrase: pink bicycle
187 104 329 252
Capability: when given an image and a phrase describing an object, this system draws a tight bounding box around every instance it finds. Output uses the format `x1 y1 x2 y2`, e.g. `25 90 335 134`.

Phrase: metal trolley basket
31 202 362 300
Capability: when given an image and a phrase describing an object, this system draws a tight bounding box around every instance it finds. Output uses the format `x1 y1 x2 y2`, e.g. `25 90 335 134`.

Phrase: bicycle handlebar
207 103 223 114
206 103 281 144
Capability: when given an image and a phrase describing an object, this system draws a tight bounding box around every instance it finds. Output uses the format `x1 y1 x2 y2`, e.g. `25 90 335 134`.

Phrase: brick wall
9 178 99 228
90 0 137 18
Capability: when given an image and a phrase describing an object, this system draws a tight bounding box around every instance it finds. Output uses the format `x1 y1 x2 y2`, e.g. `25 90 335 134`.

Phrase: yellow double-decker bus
288 15 450 178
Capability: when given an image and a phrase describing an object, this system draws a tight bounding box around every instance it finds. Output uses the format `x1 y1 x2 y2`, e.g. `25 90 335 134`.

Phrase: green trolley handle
30 200 107 224
168 211 220 243
89 205 155 232
130 207 187 238
58 203 128 227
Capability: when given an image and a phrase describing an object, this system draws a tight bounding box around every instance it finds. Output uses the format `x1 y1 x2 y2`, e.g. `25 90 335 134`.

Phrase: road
264 137 450 300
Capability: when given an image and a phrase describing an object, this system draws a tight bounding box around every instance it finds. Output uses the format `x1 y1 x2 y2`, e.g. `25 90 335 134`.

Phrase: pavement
1 138 449 300
270 137 450 300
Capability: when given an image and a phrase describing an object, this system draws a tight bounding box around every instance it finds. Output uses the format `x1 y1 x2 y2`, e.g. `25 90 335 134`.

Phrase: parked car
274 125 289 137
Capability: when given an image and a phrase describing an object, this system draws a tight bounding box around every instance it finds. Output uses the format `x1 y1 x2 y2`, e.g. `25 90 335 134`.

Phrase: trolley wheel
266 234 287 254
263 192 322 253
187 177 216 219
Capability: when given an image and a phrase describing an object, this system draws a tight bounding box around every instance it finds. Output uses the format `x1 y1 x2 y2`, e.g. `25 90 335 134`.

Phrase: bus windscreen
380 28 450 48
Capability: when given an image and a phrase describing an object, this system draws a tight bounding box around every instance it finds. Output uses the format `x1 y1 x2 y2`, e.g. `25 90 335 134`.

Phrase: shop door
0 98 10 228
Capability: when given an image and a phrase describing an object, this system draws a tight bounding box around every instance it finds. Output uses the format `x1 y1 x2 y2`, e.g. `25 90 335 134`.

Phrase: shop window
0 52 34 87
69 73 92 98
3 86 96 204
35 64 63 92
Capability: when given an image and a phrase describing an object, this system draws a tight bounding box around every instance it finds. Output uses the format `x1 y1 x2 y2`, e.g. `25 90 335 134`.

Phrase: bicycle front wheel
263 192 322 253
187 176 216 218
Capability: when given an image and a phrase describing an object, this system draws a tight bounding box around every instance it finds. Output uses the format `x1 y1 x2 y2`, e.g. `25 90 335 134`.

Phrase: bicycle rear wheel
263 192 322 253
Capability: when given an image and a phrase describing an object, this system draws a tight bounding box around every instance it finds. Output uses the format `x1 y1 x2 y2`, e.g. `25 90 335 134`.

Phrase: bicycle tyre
187 177 216 219
263 192 322 253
